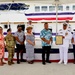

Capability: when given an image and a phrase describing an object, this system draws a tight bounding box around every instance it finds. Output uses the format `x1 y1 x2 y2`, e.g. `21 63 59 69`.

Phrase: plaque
55 35 63 45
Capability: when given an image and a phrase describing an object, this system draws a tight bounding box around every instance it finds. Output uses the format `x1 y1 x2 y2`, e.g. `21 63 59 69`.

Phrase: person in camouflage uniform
5 29 16 65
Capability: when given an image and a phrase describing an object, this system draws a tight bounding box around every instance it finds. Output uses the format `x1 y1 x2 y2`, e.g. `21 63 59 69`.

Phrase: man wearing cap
5 29 16 65
15 25 25 64
58 23 72 65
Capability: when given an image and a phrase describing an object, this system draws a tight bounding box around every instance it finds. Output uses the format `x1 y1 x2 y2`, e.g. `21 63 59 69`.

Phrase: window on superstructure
35 6 40 12
49 6 55 11
41 6 47 11
73 5 75 10
66 6 69 10
58 6 63 11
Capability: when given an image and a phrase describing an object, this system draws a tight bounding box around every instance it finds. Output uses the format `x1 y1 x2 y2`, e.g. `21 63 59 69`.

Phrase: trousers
59 46 68 63
16 44 25 62
42 46 51 63
73 45 75 60
7 47 14 62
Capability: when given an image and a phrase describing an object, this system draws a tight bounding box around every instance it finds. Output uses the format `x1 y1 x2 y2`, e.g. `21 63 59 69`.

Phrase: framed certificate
55 35 63 45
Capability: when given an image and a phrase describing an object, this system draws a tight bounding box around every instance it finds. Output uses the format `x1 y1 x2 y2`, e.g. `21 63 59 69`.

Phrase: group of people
0 20 75 66
0 21 35 66
40 22 72 65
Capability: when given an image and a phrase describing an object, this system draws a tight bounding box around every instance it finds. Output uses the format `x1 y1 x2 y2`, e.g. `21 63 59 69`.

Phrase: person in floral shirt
0 26 6 66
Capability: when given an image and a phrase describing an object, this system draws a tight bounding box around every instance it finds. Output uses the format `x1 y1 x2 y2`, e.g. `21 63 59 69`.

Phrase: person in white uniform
65 20 72 32
26 21 34 34
71 29 75 64
58 23 72 65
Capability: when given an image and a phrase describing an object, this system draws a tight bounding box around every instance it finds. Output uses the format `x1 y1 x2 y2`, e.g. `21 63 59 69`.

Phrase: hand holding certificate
55 35 63 45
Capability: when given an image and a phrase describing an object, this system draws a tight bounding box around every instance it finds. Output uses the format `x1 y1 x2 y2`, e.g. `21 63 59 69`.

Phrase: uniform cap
63 23 67 26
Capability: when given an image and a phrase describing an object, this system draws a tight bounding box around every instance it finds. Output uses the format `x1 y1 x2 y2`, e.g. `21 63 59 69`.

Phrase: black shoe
17 61 20 64
46 60 51 63
42 62 46 65
20 59 26 62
